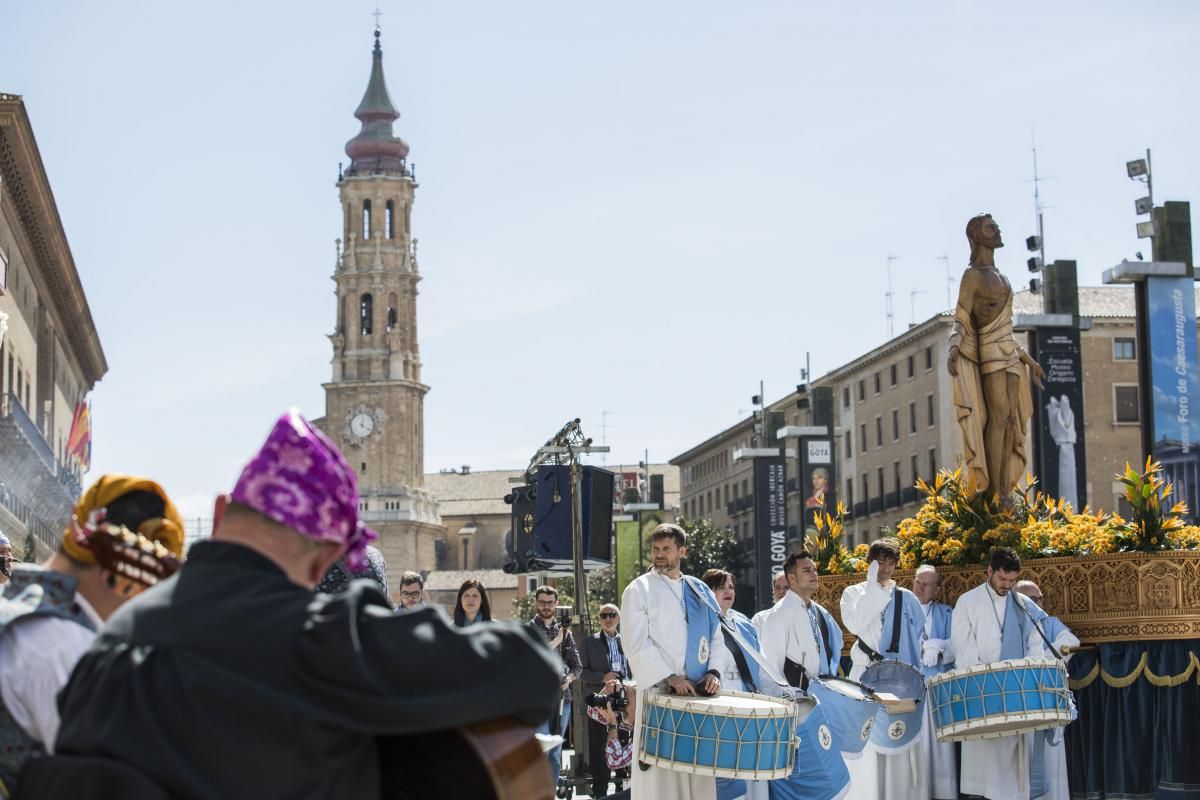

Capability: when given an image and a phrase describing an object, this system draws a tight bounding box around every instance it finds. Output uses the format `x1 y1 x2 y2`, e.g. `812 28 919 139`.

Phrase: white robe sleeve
951 591 981 669
840 580 890 639
621 578 674 688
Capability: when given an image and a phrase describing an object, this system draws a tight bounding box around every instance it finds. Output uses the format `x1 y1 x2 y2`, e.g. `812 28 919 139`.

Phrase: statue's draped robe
950 288 1032 494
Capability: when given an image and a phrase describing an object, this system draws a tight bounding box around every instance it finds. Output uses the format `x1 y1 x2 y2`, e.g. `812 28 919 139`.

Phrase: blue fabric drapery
1065 640 1200 799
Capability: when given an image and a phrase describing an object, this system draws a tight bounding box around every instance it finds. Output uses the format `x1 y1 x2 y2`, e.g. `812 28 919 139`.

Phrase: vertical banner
753 456 788 608
1146 276 1200 521
614 519 640 600
1031 328 1087 510
799 435 837 533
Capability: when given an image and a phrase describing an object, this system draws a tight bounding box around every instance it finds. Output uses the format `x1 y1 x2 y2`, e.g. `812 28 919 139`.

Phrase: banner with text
799 435 836 532
753 455 788 607
1031 328 1087 510
1147 276 1200 521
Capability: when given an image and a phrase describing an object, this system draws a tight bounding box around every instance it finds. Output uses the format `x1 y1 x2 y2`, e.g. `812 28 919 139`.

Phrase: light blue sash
1000 591 1037 661
876 587 924 667
727 609 763 691
682 575 723 682
920 602 955 678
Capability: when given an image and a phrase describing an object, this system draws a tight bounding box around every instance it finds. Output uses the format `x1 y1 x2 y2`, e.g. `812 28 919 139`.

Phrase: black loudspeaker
529 465 614 571
502 482 537 574
649 474 665 508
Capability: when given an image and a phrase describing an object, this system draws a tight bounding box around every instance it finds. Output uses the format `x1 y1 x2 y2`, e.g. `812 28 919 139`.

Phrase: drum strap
720 628 758 692
887 591 904 654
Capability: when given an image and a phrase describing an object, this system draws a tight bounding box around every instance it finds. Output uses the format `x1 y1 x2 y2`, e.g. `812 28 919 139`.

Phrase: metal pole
568 457 588 792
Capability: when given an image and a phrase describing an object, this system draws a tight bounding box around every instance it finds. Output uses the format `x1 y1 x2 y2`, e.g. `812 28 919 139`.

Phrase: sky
1 1 1197 520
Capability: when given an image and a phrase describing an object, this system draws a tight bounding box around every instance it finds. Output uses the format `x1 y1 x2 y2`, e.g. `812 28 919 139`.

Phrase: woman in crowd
453 578 492 626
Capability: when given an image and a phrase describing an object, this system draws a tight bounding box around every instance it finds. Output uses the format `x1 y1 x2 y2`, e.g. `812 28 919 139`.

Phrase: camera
586 684 628 713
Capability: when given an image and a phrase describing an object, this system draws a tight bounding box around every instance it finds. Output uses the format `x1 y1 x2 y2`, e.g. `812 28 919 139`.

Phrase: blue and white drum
860 659 927 753
806 676 879 758
927 657 1075 742
639 689 798 779
767 695 851 800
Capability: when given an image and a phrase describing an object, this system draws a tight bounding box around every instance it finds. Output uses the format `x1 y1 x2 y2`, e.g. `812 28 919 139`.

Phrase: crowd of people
0 407 1080 800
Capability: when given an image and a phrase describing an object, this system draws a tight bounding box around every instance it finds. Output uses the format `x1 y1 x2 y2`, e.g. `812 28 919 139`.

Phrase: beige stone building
0 94 106 561
313 32 443 592
676 286 1198 554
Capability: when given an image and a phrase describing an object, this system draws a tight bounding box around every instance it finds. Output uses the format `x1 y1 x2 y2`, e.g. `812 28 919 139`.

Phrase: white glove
867 560 880 584
922 647 940 668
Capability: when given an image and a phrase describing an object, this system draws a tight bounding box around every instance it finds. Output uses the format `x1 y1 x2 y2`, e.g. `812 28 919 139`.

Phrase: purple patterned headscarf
231 409 378 570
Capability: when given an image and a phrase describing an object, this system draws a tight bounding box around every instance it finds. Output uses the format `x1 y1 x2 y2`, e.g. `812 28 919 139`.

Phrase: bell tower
321 28 442 582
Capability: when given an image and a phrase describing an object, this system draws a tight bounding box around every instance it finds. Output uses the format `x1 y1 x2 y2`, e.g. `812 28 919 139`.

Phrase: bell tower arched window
362 200 372 240
360 293 374 336
387 292 398 332
386 201 395 239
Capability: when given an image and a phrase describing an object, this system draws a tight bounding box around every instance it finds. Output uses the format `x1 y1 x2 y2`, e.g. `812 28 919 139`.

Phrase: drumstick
1057 644 1097 654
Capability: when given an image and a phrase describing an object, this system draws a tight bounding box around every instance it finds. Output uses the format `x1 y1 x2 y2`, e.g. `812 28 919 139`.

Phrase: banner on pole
753 456 788 608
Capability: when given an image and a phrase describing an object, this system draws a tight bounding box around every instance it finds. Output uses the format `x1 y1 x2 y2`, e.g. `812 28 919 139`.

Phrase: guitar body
378 718 553 800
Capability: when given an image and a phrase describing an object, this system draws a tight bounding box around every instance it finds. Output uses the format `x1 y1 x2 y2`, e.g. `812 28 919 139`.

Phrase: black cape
51 540 561 799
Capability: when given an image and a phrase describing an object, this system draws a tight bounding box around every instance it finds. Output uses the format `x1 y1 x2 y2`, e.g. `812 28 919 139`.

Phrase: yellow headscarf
61 474 186 564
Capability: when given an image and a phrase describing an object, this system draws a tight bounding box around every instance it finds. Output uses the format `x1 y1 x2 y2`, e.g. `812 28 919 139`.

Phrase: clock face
350 412 375 438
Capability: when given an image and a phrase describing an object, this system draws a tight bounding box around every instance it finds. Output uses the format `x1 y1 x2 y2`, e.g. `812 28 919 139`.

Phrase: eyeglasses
599 612 618 619
535 600 557 607
400 591 422 599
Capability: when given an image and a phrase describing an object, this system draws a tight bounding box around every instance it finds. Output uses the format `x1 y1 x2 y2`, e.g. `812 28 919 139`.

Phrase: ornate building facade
315 31 442 586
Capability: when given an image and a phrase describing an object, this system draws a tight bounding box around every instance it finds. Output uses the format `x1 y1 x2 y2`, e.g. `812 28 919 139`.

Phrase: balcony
0 393 80 555
0 393 53 472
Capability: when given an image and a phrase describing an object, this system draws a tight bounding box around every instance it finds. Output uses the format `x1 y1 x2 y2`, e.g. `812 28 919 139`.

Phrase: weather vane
372 4 383 32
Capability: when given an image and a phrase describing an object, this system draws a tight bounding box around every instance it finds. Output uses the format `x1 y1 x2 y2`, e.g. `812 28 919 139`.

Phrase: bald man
1016 580 1078 800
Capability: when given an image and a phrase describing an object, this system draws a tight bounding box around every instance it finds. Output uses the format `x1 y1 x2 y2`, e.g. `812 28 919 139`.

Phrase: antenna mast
885 255 899 337
939 255 952 309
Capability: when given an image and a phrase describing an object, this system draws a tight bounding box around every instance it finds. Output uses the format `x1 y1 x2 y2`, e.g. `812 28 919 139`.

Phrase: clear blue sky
2 1 1197 519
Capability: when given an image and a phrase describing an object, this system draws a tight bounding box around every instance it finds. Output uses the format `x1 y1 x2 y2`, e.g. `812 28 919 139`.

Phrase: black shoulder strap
721 627 758 692
818 609 834 666
887 589 903 654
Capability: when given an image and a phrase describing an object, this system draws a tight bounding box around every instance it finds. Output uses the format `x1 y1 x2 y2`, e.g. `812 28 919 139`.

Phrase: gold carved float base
812 550 1200 646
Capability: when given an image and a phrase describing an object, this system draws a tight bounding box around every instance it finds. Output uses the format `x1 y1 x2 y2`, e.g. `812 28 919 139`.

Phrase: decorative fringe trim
1068 652 1200 689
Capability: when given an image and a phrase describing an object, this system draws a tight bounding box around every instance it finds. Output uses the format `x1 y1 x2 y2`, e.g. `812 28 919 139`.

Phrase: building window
907 355 915 379
461 539 469 570
386 200 396 239
873 372 881 395
924 346 933 370
928 448 937 480
846 477 854 509
1113 337 1136 361
360 293 374 335
890 364 898 387
927 393 935 427
362 199 372 239
858 380 865 402
891 409 900 441
860 423 867 453
876 467 885 503
893 461 902 500
844 429 852 456
909 401 917 434
1114 385 1140 424
875 416 883 448
862 471 869 506
843 387 851 408
910 453 919 485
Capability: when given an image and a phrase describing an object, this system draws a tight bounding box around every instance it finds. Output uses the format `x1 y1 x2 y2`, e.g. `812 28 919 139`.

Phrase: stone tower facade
320 29 442 586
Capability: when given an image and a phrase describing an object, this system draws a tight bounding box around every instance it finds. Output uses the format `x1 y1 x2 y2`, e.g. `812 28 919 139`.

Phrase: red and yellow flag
67 398 91 470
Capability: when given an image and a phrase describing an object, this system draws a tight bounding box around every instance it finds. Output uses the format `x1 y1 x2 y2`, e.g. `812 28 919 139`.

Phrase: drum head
817 676 875 701
862 659 927 702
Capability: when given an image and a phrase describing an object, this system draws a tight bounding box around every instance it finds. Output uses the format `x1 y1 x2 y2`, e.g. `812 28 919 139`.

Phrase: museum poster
1031 327 1087 510
799 435 837 532
753 455 788 606
1146 276 1200 520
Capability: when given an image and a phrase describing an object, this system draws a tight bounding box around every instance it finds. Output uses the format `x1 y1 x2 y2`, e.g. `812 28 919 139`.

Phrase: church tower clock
319 28 442 583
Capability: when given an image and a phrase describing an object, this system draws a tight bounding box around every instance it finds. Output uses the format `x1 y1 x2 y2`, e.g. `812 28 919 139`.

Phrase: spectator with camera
585 677 636 793
580 602 632 797
528 584 581 784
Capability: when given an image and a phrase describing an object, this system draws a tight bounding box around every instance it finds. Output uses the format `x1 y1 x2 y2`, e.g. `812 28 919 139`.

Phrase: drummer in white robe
751 571 789 635
760 551 843 685
1016 580 1080 800
702 569 770 800
913 564 958 800
839 538 928 800
950 547 1046 800
621 523 726 800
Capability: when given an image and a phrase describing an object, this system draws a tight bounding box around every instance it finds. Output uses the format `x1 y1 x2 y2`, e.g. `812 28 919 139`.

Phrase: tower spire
345 28 409 176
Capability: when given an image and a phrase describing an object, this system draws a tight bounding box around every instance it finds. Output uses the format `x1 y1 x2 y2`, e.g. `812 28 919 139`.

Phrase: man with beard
529 584 581 784
951 548 1047 800
947 213 1045 502
621 523 725 799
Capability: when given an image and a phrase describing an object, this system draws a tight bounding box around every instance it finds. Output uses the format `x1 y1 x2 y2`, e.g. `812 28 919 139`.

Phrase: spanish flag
67 398 91 470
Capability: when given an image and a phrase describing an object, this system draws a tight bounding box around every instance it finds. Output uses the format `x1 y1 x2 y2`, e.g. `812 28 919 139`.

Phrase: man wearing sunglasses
580 603 630 797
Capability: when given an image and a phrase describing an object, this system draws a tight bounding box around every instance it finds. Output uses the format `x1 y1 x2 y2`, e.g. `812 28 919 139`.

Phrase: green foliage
1111 457 1190 551
678 516 752 580
511 567 616 628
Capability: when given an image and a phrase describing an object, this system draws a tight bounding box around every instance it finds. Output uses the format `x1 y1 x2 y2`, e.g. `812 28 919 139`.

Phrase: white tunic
0 591 102 752
759 590 823 679
751 602 777 635
920 601 958 800
622 570 725 800
841 579 930 800
951 583 1046 800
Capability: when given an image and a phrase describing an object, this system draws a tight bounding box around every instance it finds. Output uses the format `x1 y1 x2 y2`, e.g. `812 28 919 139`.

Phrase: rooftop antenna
600 410 611 466
939 255 952 309
885 255 899 337
1028 132 1053 271
909 287 925 326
